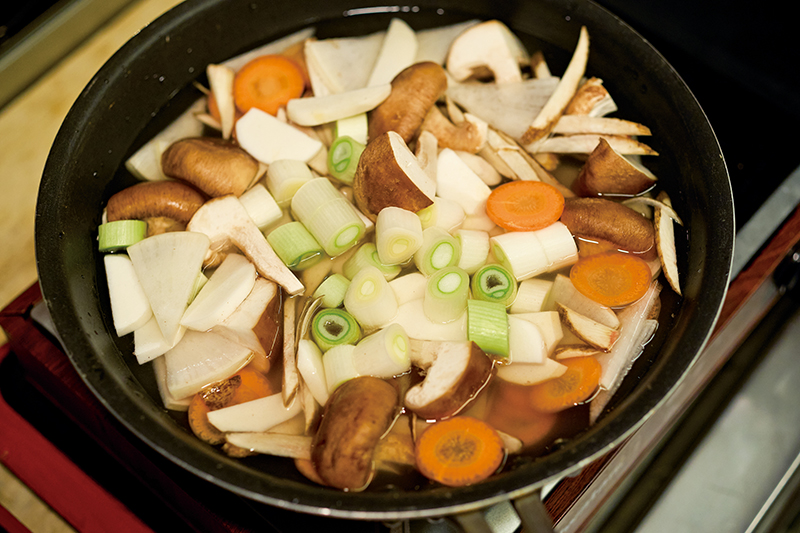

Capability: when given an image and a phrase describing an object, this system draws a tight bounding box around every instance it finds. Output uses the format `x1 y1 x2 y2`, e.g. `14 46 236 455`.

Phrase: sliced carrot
570 251 652 308
415 416 505 487
528 356 601 414
233 54 305 116
486 381 558 446
486 180 565 231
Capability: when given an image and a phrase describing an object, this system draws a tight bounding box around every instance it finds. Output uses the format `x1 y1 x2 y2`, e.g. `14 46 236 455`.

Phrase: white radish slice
164 329 253 400
128 231 210 345
435 148 492 216
509 278 553 314
297 339 329 406
181 253 256 331
390 298 468 342
235 108 323 164
103 254 152 337
508 311 563 354
366 18 418 87
508 315 547 364
207 392 302 433
134 317 184 364
286 84 392 127
388 272 428 306
152 355 191 411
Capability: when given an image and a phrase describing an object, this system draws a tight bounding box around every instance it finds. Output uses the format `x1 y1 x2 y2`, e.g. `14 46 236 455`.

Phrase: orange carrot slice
569 251 652 307
233 54 305 116
486 180 565 231
415 416 505 487
528 356 601 413
487 381 559 446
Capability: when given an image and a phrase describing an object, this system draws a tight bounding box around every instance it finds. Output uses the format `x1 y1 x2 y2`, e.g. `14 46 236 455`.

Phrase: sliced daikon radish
415 20 479 64
164 329 253 400
435 148 492 216
543 274 619 329
417 197 466 233
391 298 468 342
297 339 329 406
304 30 384 94
124 97 205 181
366 18 418 87
211 277 278 355
508 315 547 364
496 358 567 386
181 254 256 331
235 108 323 164
103 254 152 337
510 278 553 314
225 432 312 460
207 392 302 433
238 183 282 231
133 317 183 364
323 344 360 393
287 84 391 126
128 231 210 344
388 272 428 306
509 311 563 354
152 355 190 411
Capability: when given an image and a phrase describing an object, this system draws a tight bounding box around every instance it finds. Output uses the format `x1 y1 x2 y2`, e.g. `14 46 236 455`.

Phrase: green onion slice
266 221 324 270
413 227 461 277
467 299 509 358
424 266 469 324
312 273 351 309
343 242 401 281
471 264 518 308
327 135 365 185
98 219 147 252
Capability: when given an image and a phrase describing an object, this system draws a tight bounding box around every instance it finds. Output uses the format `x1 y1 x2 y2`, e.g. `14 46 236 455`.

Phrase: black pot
35 0 734 523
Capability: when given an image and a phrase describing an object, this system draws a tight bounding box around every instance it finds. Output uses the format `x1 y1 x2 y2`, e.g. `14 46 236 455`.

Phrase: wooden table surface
0 0 184 345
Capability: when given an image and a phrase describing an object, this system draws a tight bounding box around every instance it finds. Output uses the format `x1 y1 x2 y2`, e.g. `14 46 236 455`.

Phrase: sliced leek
342 242 401 281
323 344 360 393
238 183 283 231
535 221 578 272
327 135 365 184
312 273 351 308
296 339 329 406
467 299 509 358
375 206 424 265
266 221 324 270
388 272 427 306
490 231 549 281
418 197 466 232
266 159 314 208
98 219 147 251
334 113 368 145
424 266 469 324
413 227 461 277
351 323 411 378
455 229 490 274
343 265 399 329
471 264 518 308
311 308 362 351
290 176 344 221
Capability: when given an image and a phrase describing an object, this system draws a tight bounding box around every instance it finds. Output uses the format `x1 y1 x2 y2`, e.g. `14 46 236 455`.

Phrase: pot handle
451 490 556 533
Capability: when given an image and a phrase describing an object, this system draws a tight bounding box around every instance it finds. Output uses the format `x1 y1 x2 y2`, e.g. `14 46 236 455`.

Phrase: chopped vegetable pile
99 17 683 491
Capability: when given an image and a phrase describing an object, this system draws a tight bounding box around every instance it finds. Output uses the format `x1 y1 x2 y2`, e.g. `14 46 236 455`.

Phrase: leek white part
509 278 553 314
180 253 257 331
392 298 468 341
424 267 469 323
207 392 302 433
152 355 191 411
266 221 324 270
292 178 366 257
343 265 398 328
496 358 567 386
335 113 368 145
413 226 461 276
343 242 401 280
127 231 210 345
435 148 492 216
134 316 183 364
507 315 547 364
510 311 563 353
266 159 314 208
490 231 549 281
235 108 323 164
286 83 391 126
296 339 329 406
375 206 424 265
432 197 466 232
470 264 518 308
103 254 152 337
312 273 351 308
455 229 490 274
467 299 509 358
535 222 578 271
164 330 253 400
238 183 282 230
323 344 360 393
352 323 411 378
461 212 498 233
388 272 427 306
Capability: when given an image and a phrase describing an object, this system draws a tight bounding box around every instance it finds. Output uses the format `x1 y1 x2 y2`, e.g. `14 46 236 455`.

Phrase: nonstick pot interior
35 0 733 520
